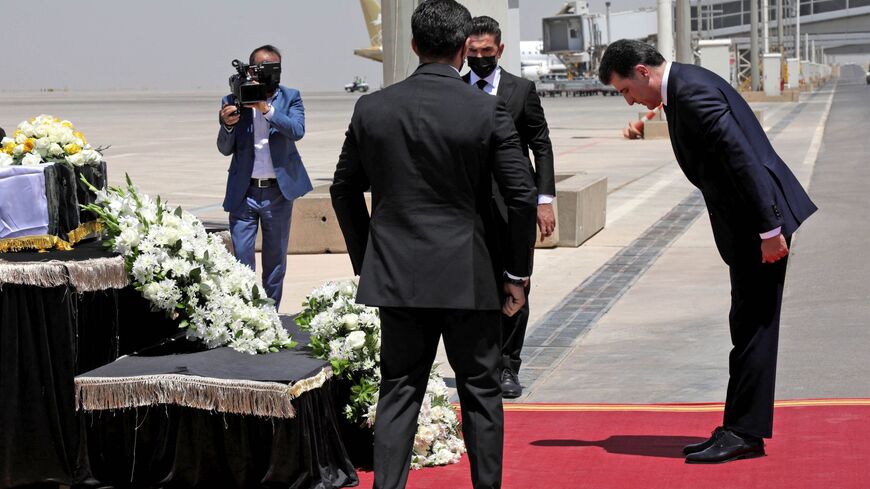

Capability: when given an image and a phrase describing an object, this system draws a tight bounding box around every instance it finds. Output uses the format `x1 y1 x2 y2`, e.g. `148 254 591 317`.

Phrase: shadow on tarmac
530 435 707 459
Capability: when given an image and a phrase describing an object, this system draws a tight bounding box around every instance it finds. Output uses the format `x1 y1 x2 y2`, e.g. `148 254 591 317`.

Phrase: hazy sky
1 0 652 92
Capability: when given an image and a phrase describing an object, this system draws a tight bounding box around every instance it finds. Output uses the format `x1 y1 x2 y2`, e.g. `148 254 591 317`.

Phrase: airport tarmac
2 66 867 405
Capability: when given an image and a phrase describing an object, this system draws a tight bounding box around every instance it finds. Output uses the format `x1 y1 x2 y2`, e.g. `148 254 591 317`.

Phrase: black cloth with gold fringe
0 242 358 489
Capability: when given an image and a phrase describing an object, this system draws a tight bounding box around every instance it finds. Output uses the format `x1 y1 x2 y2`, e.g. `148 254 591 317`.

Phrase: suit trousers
228 184 294 309
502 282 531 374
374 307 503 489
723 254 789 439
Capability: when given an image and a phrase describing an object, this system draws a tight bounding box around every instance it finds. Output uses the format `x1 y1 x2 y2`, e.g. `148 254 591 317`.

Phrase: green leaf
174 206 183 218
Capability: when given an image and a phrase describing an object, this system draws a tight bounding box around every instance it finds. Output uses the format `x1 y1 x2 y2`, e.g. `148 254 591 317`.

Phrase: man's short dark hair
250 44 282 65
411 0 472 60
598 39 665 84
471 15 501 45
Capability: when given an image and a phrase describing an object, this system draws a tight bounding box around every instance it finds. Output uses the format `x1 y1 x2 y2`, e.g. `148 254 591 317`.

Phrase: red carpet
354 400 870 489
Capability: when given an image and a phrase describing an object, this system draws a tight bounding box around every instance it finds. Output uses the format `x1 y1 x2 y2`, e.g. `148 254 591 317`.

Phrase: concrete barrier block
250 186 367 254
644 120 670 139
740 91 796 103
555 175 607 247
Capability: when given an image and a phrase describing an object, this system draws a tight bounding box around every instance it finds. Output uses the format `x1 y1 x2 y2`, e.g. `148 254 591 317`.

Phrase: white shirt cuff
537 194 555 205
262 105 275 119
505 271 529 281
759 227 782 239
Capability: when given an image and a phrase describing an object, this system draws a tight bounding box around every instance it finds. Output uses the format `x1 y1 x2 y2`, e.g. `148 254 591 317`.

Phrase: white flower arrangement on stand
81 174 295 355
296 279 466 468
0 114 104 167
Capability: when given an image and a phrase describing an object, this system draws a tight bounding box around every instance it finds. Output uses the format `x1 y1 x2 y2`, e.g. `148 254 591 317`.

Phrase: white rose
21 153 42 166
17 122 34 137
1 137 14 145
14 133 26 144
50 143 67 157
340 284 356 297
80 149 101 164
342 313 360 331
33 126 49 138
0 153 13 167
345 330 366 350
66 152 85 166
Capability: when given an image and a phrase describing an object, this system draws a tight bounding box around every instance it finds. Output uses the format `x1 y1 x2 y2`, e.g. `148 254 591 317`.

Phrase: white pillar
657 0 674 61
383 0 419 87
794 0 801 59
676 0 692 63
762 0 770 53
804 32 810 61
504 0 521 76
763 52 781 95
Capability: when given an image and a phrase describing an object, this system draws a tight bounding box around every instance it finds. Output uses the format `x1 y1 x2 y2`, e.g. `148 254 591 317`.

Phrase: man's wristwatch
502 272 526 286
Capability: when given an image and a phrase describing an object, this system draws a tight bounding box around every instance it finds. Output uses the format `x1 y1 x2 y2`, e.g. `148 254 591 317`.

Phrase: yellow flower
2 142 14 155
62 121 73 128
23 138 35 152
13 130 22 139
64 143 81 155
73 131 87 144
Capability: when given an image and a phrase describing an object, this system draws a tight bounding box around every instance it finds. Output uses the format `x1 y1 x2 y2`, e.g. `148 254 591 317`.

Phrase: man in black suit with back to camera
330 1 537 487
598 39 817 464
463 15 556 399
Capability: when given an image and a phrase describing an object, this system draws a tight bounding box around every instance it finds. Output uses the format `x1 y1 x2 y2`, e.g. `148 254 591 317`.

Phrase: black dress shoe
683 426 725 455
684 429 765 464
500 369 522 399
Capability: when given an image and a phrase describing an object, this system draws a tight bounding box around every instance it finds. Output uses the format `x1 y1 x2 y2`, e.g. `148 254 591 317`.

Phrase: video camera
228 59 281 108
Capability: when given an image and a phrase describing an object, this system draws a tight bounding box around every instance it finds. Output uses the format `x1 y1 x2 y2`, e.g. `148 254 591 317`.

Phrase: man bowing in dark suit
330 1 537 487
463 16 557 399
599 39 817 464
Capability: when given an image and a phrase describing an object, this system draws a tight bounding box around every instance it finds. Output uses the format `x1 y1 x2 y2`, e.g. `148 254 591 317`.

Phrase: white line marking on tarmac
801 83 836 169
606 167 682 226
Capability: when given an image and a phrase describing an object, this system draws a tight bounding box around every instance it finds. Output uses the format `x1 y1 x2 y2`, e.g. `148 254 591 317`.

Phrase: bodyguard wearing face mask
463 16 556 399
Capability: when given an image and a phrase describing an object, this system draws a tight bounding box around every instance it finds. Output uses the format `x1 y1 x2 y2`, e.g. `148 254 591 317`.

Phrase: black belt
250 178 277 188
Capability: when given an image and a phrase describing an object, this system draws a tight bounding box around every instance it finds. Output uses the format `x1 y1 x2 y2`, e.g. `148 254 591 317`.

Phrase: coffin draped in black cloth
75 324 358 489
1 241 358 489
0 240 166 488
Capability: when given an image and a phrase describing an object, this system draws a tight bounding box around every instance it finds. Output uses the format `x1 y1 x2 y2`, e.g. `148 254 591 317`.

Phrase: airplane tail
360 0 382 48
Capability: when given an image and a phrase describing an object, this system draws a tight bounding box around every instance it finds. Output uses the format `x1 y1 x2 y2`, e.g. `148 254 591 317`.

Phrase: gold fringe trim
67 220 103 245
76 374 298 418
289 366 333 398
0 221 102 254
0 234 73 253
75 367 333 419
65 256 129 291
0 256 128 290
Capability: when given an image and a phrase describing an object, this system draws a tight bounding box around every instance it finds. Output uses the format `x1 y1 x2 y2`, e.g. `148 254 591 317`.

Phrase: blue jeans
228 184 294 309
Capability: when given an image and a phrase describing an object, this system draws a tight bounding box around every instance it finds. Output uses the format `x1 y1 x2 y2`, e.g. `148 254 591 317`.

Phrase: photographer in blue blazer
217 44 312 309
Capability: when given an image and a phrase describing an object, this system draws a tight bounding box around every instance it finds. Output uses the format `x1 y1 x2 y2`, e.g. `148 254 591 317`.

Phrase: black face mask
467 56 498 79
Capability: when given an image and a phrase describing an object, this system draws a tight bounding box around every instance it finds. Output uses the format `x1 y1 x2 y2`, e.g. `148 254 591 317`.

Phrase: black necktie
475 79 488 91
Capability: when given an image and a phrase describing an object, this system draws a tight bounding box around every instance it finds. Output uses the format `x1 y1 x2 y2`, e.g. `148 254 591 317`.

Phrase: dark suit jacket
463 68 556 204
217 85 313 213
664 62 817 264
331 63 537 310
